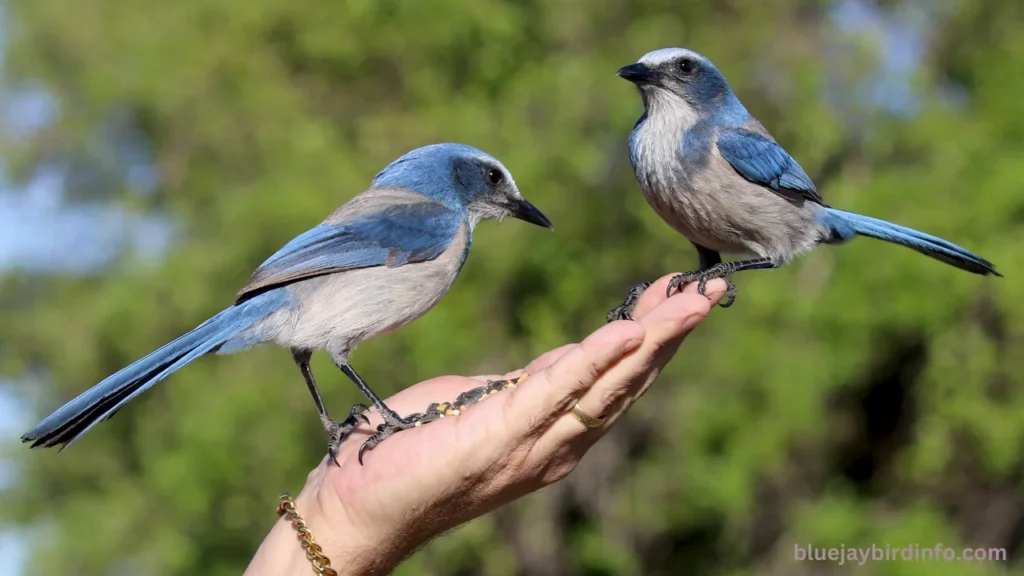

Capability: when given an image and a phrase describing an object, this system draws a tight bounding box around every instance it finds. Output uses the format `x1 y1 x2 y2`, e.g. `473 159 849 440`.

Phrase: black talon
667 266 731 304
356 406 418 465
666 274 688 297
607 281 653 322
357 428 381 465
351 403 370 424
357 416 419 465
325 406 369 467
719 278 738 308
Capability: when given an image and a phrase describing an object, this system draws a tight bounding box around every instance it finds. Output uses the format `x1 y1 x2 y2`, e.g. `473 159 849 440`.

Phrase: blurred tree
0 0 1020 574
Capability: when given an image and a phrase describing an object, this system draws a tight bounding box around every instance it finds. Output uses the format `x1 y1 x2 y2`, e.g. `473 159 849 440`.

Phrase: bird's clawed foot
356 411 419 465
666 265 739 308
325 403 370 466
355 375 527 465
606 281 653 322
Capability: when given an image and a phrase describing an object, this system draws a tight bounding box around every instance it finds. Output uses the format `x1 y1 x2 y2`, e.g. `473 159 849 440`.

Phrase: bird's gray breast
632 119 748 254
632 119 824 259
265 221 470 354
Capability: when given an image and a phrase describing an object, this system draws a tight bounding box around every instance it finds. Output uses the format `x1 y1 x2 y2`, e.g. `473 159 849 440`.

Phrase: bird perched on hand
608 47 999 321
22 143 553 464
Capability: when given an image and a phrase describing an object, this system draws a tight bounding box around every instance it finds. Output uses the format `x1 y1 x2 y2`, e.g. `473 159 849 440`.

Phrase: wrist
245 511 323 576
246 487 398 576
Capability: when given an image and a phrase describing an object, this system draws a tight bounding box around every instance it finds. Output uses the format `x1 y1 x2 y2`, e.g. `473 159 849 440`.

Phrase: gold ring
570 402 605 428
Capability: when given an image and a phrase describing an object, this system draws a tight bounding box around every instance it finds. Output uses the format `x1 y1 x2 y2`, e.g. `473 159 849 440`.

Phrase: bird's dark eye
678 59 694 75
487 168 504 185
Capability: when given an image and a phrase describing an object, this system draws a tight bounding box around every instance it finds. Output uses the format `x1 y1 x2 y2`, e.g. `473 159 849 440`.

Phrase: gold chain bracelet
277 492 338 575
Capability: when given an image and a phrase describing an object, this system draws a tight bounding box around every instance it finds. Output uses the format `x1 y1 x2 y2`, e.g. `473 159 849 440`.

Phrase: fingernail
622 338 643 354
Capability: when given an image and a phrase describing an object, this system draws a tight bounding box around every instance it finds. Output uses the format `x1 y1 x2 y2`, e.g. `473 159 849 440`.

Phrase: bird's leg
329 341 531 465
666 257 777 308
292 349 369 466
335 361 432 465
690 243 739 306
694 243 722 269
606 281 653 323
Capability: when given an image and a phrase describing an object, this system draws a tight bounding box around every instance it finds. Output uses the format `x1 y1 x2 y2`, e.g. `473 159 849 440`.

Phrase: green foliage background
1 0 1022 574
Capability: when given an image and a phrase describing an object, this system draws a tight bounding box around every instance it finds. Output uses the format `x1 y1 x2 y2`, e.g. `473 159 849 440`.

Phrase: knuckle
596 387 626 414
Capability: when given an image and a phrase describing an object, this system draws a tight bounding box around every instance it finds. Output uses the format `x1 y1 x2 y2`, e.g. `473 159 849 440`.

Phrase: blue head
371 143 552 229
617 48 747 123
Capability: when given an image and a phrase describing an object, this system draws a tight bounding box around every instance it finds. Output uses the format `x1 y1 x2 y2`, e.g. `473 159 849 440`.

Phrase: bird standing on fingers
608 48 999 321
22 143 553 465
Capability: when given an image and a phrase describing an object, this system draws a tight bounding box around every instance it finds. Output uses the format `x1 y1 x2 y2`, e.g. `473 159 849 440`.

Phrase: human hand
246 274 727 575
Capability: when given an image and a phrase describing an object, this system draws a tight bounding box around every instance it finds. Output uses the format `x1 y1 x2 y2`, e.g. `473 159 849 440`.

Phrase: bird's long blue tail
820 208 1000 276
21 290 290 450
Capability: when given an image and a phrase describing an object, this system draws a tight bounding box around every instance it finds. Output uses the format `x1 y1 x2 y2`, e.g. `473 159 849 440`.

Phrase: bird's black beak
616 63 654 84
507 197 553 229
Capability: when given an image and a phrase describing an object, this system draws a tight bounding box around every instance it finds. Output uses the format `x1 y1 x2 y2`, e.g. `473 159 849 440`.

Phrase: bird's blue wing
716 127 823 205
237 201 464 299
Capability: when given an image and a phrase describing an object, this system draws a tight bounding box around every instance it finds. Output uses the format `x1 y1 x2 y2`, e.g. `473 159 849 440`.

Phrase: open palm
248 274 726 575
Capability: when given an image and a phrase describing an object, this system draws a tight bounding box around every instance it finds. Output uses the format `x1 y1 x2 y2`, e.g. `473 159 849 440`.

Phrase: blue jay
22 143 552 464
608 47 999 320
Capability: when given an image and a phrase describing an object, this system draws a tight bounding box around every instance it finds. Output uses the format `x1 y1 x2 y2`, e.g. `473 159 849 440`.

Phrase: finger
629 273 679 320
630 272 728 321
612 277 727 400
545 279 726 444
624 278 726 395
523 344 576 374
502 321 645 437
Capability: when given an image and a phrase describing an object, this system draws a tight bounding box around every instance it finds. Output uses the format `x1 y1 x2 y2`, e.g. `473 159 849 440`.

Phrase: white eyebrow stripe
639 48 690 66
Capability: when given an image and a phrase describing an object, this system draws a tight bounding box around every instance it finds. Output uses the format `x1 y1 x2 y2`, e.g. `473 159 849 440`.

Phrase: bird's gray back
244 186 472 360
322 186 435 224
